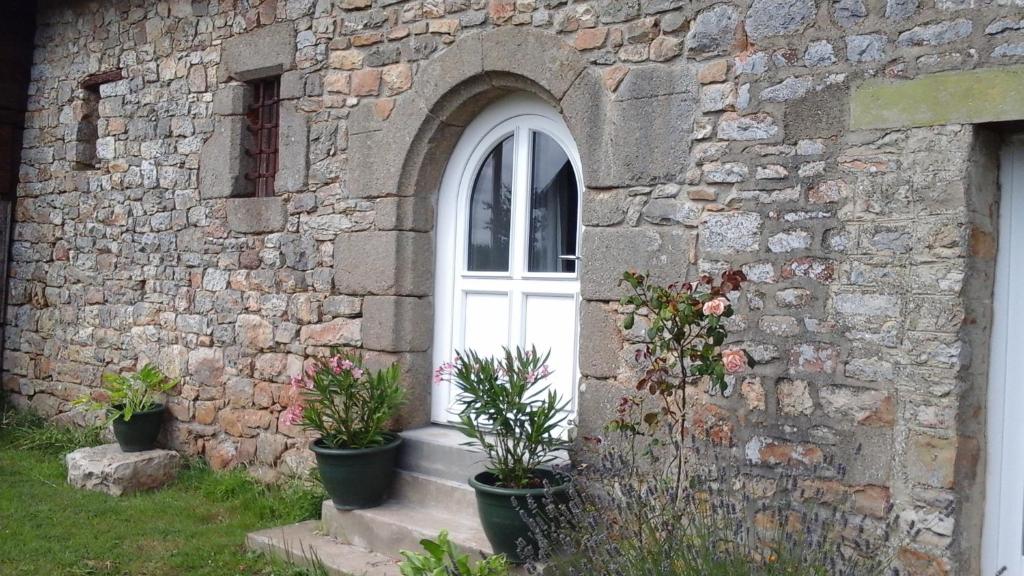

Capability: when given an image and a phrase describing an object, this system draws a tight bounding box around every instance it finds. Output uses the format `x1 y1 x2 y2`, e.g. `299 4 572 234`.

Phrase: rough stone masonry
5 0 1024 573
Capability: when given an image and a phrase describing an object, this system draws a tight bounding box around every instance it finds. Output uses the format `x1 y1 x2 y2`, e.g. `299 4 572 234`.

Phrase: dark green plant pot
311 433 402 510
111 404 166 452
469 469 572 564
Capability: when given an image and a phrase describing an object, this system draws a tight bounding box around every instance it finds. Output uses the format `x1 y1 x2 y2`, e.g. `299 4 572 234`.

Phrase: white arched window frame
432 94 584 424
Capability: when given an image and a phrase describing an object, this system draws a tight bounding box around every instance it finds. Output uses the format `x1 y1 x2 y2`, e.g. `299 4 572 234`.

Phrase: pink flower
289 375 304 390
702 297 729 317
433 361 455 384
722 349 747 374
340 359 354 371
350 367 364 379
329 357 342 374
305 364 317 377
279 403 304 427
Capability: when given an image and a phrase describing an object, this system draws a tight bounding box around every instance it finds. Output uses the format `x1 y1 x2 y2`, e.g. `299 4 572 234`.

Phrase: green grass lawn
0 410 327 576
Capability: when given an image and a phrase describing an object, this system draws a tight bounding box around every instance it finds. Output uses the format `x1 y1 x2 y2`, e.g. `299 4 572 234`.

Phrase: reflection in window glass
467 136 513 272
528 132 578 273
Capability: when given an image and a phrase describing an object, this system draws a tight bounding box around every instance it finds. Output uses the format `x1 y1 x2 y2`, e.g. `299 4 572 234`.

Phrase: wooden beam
80 69 123 90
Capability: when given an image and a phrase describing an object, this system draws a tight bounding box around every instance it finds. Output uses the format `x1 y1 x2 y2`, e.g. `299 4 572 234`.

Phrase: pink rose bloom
722 349 747 374
702 297 729 317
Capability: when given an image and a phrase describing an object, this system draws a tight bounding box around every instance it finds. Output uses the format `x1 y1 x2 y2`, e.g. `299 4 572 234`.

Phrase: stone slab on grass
66 443 181 496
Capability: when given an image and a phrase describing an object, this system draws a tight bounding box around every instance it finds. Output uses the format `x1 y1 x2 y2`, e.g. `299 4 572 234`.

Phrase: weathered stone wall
6 0 1024 571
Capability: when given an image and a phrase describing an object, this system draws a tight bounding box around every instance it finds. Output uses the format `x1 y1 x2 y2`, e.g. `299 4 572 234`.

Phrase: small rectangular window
244 76 280 197
73 69 122 171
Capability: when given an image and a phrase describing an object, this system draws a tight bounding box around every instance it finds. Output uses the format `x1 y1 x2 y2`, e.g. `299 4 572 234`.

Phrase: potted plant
435 346 571 564
281 351 405 510
73 363 177 452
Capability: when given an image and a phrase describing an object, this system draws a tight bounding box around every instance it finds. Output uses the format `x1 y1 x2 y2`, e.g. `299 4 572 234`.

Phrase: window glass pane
467 136 513 272
528 132 578 273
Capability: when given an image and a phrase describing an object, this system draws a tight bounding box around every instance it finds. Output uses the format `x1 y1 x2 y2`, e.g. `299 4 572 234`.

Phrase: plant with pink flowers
283 351 405 449
611 270 752 490
435 346 569 489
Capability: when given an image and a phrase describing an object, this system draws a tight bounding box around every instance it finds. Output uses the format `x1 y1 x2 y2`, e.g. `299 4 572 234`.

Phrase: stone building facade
5 0 1024 572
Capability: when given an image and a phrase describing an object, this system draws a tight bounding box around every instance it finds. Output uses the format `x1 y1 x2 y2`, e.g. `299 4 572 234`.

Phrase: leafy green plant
399 530 509 576
73 363 177 423
282 351 405 449
435 346 569 489
613 270 750 493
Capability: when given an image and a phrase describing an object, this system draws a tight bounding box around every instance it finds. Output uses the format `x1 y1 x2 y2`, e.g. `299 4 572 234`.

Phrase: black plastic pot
468 468 571 564
311 433 403 510
111 404 166 452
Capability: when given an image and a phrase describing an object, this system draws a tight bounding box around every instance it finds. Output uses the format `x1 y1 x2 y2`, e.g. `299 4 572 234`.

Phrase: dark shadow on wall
0 1 37 381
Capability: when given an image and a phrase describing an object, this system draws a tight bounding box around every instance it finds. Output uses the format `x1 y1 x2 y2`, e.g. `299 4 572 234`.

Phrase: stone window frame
199 22 308 234
69 69 124 171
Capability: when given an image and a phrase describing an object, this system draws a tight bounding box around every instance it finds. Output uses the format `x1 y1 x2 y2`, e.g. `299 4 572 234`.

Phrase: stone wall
6 0 1024 572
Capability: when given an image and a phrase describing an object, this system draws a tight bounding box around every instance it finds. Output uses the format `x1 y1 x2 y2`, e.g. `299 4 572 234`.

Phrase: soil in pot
111 404 166 452
311 433 403 510
469 468 571 564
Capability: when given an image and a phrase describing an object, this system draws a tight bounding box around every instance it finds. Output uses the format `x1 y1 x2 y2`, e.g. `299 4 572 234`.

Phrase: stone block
299 318 361 347
564 65 698 188
362 350 432 428
699 211 762 254
578 301 623 379
686 5 741 60
374 197 433 232
479 27 586 100
199 116 249 199
226 197 287 233
276 102 308 194
66 444 181 496
219 22 296 83
580 227 690 301
907 433 957 488
334 231 433 296
745 0 816 41
361 296 433 352
212 84 251 116
851 66 1024 130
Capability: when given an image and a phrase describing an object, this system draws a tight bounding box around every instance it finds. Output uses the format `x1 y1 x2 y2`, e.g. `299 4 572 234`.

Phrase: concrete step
397 425 488 483
392 469 478 518
323 497 493 560
246 520 401 576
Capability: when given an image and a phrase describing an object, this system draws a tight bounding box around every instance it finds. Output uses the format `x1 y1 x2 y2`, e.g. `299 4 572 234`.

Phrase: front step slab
247 520 401 576
397 425 487 483
323 498 493 560
391 469 478 518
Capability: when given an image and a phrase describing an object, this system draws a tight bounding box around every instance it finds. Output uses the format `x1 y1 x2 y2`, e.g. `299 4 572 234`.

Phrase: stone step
397 425 488 483
391 469 478 518
246 520 401 576
322 497 493 561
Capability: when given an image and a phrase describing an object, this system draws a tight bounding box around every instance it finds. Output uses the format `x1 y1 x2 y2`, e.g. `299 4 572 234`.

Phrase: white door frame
431 94 584 424
983 135 1024 576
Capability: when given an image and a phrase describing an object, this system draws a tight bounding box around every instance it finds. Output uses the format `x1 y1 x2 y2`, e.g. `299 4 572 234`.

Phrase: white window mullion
509 126 529 350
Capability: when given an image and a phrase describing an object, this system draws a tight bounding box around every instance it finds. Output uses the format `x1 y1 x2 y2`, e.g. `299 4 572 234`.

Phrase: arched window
432 95 583 424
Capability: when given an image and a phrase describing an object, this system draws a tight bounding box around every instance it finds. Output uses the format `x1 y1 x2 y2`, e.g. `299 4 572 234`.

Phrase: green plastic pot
468 468 572 564
311 433 403 510
111 404 166 452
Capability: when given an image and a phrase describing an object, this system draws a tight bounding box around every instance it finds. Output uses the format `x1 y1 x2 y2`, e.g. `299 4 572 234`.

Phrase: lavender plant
522 438 948 576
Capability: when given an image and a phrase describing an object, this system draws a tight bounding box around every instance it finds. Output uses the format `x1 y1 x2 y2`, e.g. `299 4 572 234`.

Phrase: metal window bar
244 77 280 197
